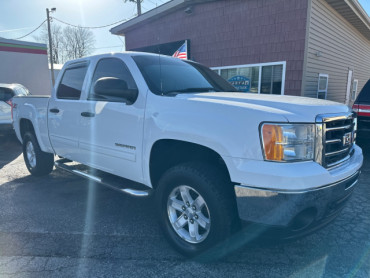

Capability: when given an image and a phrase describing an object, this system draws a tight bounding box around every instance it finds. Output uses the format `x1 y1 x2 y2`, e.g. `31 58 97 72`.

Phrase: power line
132 3 137 16
116 35 125 51
93 45 122 50
52 17 129 29
149 0 167 5
3 20 47 40
146 0 158 5
0 26 35 33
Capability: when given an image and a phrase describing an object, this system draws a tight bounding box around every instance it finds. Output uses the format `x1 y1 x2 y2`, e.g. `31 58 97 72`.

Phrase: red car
353 79 370 133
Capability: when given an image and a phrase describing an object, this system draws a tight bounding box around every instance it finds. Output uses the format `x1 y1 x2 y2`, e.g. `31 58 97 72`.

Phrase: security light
185 6 192 14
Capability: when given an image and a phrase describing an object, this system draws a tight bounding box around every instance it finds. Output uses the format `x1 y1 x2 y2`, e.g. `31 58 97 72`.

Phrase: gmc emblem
343 132 352 146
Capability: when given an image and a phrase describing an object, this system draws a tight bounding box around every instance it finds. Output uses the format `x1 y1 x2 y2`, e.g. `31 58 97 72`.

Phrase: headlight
260 123 315 162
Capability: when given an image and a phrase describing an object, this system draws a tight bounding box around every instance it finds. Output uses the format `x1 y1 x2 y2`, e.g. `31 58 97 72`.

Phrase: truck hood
175 92 350 122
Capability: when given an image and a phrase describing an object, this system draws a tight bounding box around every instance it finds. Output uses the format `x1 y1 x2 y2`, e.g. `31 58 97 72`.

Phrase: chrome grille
315 112 356 168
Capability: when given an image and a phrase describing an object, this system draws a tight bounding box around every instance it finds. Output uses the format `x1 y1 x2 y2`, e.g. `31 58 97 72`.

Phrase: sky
0 0 170 58
359 0 370 15
0 0 369 62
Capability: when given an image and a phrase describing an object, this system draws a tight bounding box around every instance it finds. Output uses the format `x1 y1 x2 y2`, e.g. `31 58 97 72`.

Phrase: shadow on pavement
0 132 368 276
0 133 22 169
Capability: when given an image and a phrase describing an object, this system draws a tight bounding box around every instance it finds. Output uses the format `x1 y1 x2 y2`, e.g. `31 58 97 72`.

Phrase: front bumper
235 171 360 231
231 144 363 232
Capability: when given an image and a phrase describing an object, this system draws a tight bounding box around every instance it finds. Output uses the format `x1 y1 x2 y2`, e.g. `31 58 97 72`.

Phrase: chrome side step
54 159 152 197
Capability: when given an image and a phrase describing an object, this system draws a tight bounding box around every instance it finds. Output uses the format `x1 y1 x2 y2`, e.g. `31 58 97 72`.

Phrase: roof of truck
0 83 22 89
62 51 182 68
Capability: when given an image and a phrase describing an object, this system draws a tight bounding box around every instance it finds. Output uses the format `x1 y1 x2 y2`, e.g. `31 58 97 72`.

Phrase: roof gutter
110 0 218 36
346 0 370 30
326 0 370 40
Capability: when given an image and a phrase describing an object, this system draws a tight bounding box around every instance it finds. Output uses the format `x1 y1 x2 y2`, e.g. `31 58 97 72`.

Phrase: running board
54 159 151 197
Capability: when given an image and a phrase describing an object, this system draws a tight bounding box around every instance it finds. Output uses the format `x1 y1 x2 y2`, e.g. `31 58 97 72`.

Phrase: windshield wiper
164 87 216 95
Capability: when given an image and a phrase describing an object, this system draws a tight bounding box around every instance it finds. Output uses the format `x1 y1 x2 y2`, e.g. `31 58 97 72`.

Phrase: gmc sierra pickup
12 52 363 257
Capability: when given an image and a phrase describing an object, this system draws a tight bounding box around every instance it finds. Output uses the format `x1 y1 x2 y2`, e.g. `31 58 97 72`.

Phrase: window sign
213 61 285 94
220 66 259 93
227 76 250 92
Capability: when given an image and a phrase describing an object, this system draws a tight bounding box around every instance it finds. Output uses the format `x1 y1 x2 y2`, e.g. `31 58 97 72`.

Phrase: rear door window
57 65 88 100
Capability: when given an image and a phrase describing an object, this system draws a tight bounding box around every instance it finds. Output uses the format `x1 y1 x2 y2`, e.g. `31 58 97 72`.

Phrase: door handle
81 112 95 117
49 108 59 113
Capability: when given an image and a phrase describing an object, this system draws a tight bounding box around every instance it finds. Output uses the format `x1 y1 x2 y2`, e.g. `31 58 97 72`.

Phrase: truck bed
12 95 52 153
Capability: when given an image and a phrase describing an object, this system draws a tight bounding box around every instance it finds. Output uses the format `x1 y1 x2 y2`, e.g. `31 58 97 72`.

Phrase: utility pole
125 0 141 16
136 0 142 16
46 8 56 86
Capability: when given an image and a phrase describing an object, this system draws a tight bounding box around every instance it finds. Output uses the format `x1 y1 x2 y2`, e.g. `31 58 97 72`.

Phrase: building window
317 74 328 99
351 79 358 101
212 61 286 95
261 65 283 95
220 67 259 93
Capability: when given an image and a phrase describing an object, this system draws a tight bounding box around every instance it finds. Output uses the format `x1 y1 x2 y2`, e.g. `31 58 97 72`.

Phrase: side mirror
93 77 138 104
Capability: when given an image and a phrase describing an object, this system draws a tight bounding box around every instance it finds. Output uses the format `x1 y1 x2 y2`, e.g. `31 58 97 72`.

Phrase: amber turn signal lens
262 124 284 161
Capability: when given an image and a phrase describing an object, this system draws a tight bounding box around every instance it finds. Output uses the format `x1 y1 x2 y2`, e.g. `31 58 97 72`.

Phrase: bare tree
63 26 95 60
34 23 64 64
35 24 95 63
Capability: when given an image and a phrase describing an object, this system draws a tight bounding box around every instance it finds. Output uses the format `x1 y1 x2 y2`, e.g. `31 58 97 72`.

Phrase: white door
77 57 145 182
345 69 353 105
48 62 89 160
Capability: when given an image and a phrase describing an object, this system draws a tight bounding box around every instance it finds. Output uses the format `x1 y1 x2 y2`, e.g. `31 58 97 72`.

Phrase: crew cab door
77 56 146 183
48 62 89 160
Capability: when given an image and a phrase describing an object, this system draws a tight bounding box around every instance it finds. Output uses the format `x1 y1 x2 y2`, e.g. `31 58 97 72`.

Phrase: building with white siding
0 38 51 95
303 0 370 105
111 0 370 105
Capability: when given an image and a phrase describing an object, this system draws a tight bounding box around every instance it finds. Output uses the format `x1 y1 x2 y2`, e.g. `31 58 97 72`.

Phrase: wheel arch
19 118 36 140
149 139 231 189
18 118 51 153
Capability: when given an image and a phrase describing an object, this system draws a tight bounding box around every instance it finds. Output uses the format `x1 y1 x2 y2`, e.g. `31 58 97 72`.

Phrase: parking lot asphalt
0 133 369 278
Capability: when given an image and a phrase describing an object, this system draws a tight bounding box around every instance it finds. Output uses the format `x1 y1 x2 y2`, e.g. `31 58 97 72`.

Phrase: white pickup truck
12 52 363 257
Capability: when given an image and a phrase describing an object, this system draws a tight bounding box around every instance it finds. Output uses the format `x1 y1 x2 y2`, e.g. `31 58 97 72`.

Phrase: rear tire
23 132 54 176
155 162 239 258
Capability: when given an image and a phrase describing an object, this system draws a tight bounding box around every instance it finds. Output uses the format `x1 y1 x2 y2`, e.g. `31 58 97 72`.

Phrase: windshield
132 55 237 95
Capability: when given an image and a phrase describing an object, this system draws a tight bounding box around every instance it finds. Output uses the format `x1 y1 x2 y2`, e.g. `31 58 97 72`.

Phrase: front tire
155 162 239 258
23 132 54 176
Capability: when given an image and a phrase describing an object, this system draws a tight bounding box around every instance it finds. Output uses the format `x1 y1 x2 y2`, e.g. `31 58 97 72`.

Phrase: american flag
172 42 187 59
